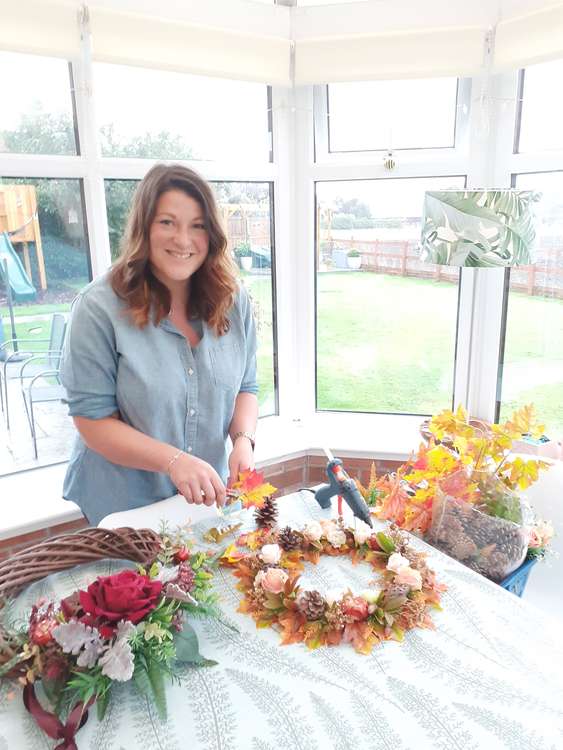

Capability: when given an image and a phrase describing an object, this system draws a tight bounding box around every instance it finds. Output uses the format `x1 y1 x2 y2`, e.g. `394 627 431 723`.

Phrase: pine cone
277 526 303 552
297 590 327 621
254 496 278 528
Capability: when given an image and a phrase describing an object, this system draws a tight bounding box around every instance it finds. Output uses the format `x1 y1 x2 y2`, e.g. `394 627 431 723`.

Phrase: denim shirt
60 273 258 525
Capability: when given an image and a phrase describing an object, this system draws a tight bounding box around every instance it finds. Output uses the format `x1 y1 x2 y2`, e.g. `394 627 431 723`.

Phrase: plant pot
347 255 361 270
240 256 253 271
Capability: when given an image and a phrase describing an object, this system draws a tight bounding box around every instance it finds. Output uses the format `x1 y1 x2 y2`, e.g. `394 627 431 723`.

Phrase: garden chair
1 312 67 430
20 354 67 459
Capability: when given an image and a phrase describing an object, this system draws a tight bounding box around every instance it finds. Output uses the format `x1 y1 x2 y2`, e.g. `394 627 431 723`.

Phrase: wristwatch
232 431 256 451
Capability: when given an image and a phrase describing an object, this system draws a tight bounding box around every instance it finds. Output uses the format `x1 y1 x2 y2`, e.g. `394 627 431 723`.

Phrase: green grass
4 272 562 435
317 272 458 415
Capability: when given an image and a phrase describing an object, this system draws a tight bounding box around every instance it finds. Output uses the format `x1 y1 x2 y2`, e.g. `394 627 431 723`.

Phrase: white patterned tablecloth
1 490 563 750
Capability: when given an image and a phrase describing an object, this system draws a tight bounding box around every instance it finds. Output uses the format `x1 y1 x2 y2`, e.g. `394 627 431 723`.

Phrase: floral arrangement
353 405 555 581
220 519 445 654
0 523 218 748
357 404 552 536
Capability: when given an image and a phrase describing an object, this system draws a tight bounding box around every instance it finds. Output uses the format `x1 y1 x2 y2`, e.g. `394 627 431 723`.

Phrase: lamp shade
420 190 541 267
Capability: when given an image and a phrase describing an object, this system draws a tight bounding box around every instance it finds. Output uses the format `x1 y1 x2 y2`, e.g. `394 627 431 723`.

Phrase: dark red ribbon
23 683 94 750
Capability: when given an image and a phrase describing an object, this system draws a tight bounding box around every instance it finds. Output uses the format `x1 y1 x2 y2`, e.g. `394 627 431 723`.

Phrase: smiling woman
59 164 259 525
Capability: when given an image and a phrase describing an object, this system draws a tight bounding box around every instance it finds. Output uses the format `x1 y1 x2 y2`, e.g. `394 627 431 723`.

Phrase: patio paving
0 363 75 475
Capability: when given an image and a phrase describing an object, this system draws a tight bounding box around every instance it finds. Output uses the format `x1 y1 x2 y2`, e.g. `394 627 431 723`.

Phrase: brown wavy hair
110 163 238 335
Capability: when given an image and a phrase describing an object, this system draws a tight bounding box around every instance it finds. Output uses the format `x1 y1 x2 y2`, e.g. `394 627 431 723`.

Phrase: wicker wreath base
0 527 161 602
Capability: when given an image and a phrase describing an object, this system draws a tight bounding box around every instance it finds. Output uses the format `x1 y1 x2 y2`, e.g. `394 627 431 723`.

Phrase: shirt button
188 368 194 375
187 446 193 452
189 408 196 416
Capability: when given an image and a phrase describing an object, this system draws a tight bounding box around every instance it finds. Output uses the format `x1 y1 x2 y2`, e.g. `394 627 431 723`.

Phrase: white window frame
3 43 563 471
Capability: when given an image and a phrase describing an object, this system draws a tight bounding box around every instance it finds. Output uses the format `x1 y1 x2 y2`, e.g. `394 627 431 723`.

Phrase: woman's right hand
168 452 226 507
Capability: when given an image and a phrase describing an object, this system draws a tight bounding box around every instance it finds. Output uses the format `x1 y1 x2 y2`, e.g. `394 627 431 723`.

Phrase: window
315 175 465 415
326 78 459 153
516 61 563 153
497 171 563 437
0 51 78 156
94 64 272 162
0 177 90 312
104 179 277 417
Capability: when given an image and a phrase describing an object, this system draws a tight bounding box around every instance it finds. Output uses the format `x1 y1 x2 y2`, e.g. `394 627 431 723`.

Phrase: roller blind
294 26 487 84
495 2 563 70
0 0 80 59
89 7 292 86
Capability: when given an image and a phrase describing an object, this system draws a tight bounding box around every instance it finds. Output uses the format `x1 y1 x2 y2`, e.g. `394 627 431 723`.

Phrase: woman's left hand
228 438 255 486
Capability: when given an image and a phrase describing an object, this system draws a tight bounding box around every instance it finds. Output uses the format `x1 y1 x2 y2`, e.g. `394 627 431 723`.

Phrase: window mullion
72 11 111 279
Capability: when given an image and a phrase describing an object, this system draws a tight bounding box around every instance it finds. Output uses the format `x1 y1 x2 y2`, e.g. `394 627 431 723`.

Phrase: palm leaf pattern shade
420 190 541 267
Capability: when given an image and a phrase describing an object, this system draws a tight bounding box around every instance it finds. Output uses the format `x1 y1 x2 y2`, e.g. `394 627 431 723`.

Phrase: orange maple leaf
231 469 277 509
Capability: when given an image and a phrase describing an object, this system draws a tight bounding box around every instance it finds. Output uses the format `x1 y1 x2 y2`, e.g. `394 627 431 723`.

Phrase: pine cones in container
277 526 303 552
254 496 278 529
297 590 327 621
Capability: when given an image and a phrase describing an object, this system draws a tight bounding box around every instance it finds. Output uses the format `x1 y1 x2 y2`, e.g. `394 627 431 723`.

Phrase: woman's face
148 189 209 292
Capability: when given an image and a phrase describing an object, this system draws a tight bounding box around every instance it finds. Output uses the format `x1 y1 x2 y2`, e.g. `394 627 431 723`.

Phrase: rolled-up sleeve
60 291 119 419
239 287 259 396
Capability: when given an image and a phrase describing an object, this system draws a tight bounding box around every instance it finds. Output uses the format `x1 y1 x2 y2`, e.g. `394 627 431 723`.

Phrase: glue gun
314 449 373 528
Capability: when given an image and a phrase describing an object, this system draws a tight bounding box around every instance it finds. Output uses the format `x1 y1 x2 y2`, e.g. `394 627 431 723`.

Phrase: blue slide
0 231 37 302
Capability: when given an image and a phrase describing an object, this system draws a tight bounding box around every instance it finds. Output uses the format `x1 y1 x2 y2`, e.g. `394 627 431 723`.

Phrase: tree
334 197 372 220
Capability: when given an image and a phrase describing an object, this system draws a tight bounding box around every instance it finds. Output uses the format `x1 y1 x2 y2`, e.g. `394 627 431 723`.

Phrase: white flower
52 621 103 654
155 564 180 583
386 552 410 573
353 521 372 546
260 543 282 565
98 637 134 682
302 521 323 542
76 639 105 668
326 526 347 548
165 583 198 605
360 588 381 604
115 620 136 642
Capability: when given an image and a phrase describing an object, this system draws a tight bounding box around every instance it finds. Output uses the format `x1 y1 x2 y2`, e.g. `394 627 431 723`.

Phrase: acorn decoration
254 496 278 529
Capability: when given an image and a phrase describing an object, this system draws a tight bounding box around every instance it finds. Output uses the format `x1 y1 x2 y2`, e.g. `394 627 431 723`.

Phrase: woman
61 164 258 525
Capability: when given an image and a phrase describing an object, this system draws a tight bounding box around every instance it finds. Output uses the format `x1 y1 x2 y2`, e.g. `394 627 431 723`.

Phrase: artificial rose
260 543 282 565
341 595 369 621
360 588 381 604
320 519 336 536
302 521 323 543
529 520 554 549
79 570 162 634
255 567 288 594
386 552 410 573
326 527 347 548
353 521 372 546
394 566 423 591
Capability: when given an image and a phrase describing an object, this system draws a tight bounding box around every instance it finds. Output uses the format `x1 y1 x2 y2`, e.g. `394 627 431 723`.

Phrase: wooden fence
321 237 563 299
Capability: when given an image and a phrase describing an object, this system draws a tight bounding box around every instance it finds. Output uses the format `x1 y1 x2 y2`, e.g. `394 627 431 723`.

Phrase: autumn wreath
220 518 446 654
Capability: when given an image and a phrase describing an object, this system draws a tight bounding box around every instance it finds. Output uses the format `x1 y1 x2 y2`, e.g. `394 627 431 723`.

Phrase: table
2 490 563 750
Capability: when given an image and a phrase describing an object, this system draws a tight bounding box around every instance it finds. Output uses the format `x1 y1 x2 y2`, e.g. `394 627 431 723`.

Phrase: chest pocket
208 340 242 391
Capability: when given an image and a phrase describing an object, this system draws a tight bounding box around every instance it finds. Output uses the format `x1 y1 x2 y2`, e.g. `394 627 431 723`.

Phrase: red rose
341 596 369 621
79 570 162 634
